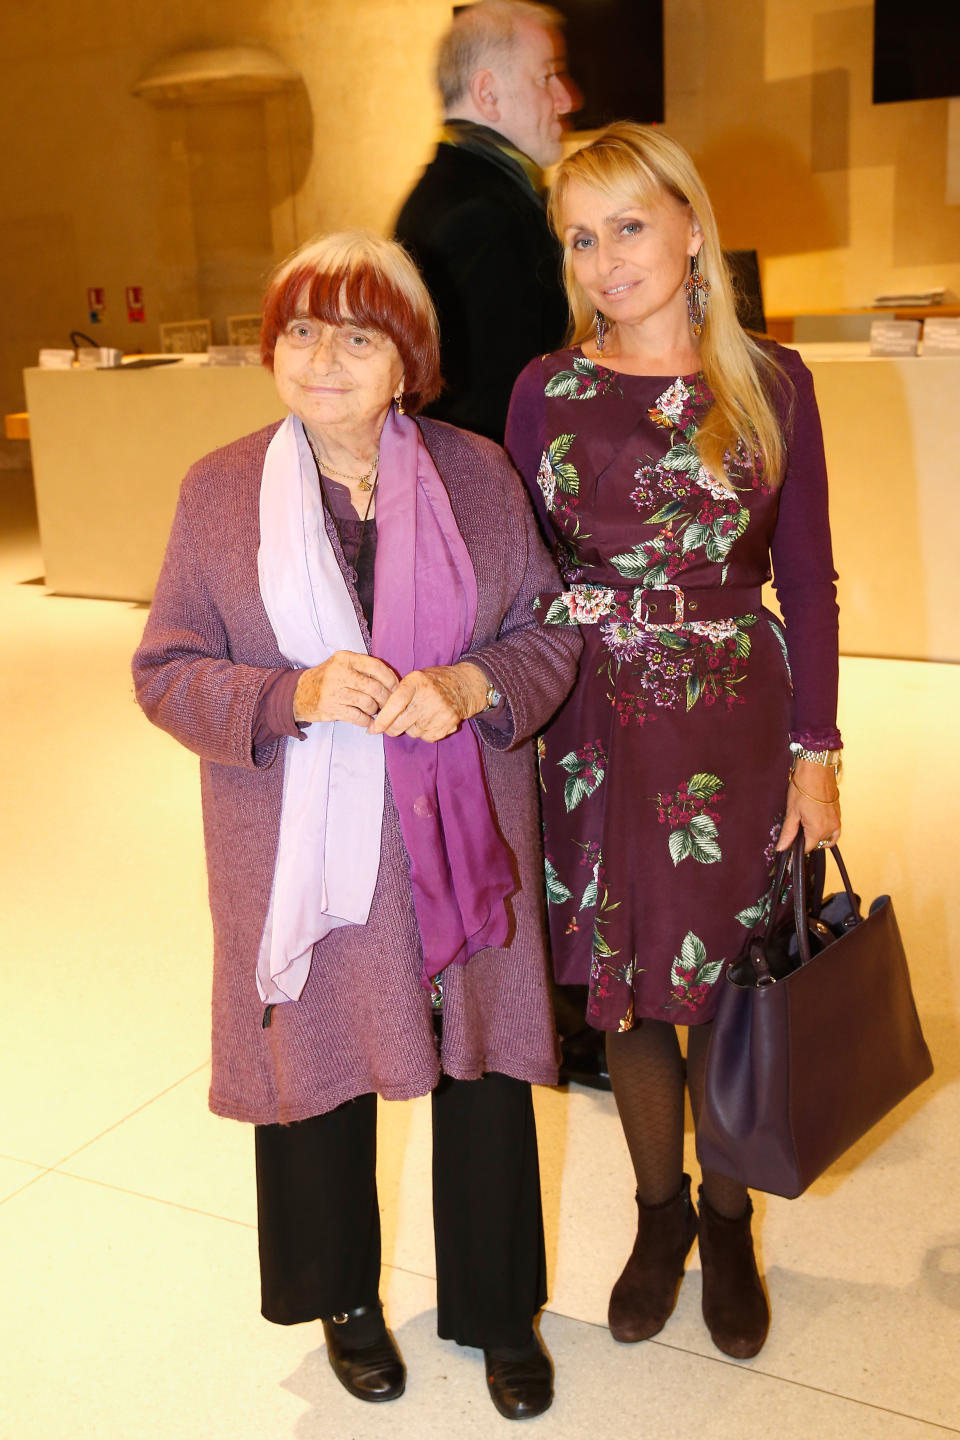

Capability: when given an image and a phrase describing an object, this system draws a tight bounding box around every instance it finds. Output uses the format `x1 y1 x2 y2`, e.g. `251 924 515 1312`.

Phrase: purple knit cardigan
132 418 582 1124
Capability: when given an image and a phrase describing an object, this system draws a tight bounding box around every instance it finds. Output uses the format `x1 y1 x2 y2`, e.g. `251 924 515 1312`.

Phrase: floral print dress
506 345 841 1031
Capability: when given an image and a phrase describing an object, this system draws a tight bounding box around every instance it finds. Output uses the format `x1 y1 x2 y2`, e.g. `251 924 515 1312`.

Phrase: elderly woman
132 232 580 1420
506 125 842 1360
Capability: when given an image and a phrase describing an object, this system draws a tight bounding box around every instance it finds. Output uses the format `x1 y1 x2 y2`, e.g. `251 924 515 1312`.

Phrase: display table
767 304 960 345
24 360 285 602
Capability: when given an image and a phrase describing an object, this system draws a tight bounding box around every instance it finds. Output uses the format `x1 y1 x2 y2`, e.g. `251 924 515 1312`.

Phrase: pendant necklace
307 435 378 492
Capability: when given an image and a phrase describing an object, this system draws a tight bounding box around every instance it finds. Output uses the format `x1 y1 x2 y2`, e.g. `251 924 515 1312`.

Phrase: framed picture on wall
159 320 212 354
549 0 664 128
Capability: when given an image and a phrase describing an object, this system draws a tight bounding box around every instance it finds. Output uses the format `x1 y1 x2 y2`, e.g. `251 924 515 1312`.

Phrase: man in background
394 0 574 444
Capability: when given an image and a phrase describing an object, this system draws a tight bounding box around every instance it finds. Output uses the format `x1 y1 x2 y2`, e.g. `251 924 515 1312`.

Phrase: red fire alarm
126 286 145 323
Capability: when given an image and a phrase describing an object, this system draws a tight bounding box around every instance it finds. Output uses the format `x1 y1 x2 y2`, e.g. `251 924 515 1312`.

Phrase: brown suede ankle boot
608 1174 699 1342
697 1187 770 1359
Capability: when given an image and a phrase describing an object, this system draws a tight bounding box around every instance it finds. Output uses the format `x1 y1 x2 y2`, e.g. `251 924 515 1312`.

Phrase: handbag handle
750 832 863 982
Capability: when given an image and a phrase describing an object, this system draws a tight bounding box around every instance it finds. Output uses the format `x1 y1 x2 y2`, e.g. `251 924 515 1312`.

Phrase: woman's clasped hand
292 650 397 726
293 654 489 741
369 661 490 740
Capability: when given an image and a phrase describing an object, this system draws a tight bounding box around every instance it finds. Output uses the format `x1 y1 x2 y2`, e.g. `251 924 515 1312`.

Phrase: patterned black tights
605 1018 749 1219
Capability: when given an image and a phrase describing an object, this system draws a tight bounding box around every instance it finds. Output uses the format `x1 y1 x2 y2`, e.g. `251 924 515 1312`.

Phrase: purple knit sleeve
505 359 550 535
252 667 307 747
769 351 843 749
133 490 286 769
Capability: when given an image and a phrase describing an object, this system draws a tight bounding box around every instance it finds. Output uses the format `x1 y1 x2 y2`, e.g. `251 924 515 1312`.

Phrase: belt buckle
639 584 685 630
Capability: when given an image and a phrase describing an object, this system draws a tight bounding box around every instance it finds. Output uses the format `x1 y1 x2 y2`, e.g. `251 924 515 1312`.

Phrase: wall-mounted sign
126 285 145 323
87 287 105 324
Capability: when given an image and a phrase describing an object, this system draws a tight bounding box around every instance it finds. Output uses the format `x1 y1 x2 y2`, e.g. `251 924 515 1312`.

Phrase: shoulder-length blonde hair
547 123 786 487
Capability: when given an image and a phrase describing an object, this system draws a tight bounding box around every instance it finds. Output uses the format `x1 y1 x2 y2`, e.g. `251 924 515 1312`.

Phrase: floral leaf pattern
660 441 703 476
547 586 619 626
735 896 770 928
537 433 580 512
592 614 758 724
735 822 787 927
666 931 725 1012
575 840 602 913
544 356 623 401
657 774 724 865
616 376 761 590
558 740 607 812
587 882 640 1032
767 615 792 682
544 855 573 905
543 596 582 627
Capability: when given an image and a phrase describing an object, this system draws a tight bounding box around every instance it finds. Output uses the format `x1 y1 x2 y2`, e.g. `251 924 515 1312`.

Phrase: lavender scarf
256 416 384 1004
374 407 514 985
257 408 513 1003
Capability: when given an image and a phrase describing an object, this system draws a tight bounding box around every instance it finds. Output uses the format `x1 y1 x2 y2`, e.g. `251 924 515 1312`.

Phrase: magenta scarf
373 408 514 986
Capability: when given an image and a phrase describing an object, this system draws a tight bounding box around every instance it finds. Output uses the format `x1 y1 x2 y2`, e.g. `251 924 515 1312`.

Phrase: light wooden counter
24 361 285 602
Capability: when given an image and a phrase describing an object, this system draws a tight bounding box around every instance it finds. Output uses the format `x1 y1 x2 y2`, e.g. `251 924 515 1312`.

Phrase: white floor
2 469 958 1440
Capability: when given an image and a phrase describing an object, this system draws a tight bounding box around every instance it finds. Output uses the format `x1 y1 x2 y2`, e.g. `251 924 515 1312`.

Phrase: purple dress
506 344 841 1032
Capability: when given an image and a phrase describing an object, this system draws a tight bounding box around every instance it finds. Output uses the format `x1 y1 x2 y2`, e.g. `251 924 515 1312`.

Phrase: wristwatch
789 744 842 771
484 682 502 711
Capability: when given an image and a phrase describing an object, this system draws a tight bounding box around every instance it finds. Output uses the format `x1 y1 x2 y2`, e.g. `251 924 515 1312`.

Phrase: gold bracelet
790 776 840 805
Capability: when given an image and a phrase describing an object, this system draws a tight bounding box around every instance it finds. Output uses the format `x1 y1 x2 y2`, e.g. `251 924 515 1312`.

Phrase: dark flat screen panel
873 0 960 103
552 0 664 128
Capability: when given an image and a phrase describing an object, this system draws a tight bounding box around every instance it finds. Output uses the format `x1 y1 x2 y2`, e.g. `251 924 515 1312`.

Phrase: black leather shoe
558 1031 611 1091
483 1331 553 1420
322 1304 406 1403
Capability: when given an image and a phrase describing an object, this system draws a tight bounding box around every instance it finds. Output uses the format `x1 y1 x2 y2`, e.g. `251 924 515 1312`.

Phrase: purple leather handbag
696 833 933 1199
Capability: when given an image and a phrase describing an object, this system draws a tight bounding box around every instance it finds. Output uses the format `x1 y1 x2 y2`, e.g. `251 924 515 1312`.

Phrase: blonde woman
506 124 842 1359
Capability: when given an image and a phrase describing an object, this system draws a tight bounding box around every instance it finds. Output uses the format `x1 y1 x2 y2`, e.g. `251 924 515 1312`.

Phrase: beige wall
0 0 449 459
3 0 959 461
665 0 960 316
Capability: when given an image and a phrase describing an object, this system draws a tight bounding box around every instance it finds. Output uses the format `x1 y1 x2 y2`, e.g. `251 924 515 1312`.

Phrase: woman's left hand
776 757 842 854
369 661 490 742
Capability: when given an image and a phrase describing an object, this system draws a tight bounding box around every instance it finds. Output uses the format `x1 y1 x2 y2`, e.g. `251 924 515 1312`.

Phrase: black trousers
254 1070 547 1349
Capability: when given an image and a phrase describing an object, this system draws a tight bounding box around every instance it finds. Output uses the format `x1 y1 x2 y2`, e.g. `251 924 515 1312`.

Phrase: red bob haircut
260 231 442 414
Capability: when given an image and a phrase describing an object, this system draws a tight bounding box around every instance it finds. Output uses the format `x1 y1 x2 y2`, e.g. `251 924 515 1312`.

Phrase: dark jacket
395 141 569 443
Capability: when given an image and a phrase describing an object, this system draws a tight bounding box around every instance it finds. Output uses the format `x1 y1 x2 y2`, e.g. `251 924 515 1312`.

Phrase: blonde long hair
547 123 786 487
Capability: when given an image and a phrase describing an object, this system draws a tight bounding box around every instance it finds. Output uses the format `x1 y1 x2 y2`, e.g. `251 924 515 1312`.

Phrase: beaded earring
684 253 711 336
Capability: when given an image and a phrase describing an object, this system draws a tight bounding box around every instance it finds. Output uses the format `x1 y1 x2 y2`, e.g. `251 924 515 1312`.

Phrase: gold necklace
307 435 379 492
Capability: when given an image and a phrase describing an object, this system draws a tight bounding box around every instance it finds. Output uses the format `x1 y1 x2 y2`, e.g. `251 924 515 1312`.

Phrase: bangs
267 262 411 344
549 142 690 242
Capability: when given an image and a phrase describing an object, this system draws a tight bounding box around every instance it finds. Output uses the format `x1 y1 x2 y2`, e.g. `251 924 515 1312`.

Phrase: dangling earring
394 387 405 415
684 253 711 336
594 310 607 353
